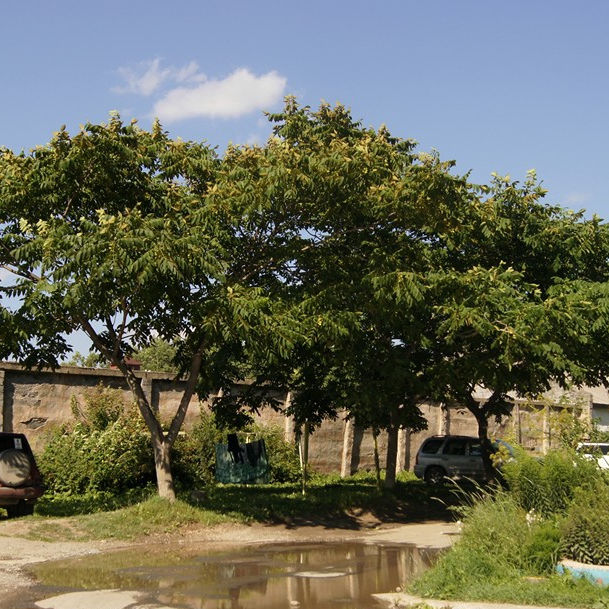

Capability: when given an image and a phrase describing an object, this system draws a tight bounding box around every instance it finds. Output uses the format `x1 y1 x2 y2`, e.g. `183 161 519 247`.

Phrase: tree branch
166 340 205 446
78 314 165 439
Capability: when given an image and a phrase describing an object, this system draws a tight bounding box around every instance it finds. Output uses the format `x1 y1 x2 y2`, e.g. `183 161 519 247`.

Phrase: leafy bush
172 411 224 489
250 422 301 483
562 480 609 565
501 448 601 516
39 385 154 494
40 387 301 500
523 519 563 574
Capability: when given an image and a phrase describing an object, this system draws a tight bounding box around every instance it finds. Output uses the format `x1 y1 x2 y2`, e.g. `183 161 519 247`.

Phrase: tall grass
411 448 609 608
501 448 601 516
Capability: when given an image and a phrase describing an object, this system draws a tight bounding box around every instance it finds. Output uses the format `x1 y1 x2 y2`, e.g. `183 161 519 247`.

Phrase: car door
467 439 486 479
441 437 471 478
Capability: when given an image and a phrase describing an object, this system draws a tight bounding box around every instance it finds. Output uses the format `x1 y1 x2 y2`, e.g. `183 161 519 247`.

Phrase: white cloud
174 61 206 84
114 59 207 97
153 68 287 122
564 191 589 205
114 58 171 96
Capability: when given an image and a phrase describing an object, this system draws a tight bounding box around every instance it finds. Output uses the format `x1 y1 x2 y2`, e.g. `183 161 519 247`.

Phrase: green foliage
5 100 609 502
523 519 563 574
171 411 224 489
412 492 528 598
172 411 301 488
40 390 300 500
501 448 601 516
412 446 609 608
69 385 124 430
134 338 178 372
411 489 609 608
39 386 154 494
545 396 597 449
246 421 302 483
63 351 107 368
562 481 609 565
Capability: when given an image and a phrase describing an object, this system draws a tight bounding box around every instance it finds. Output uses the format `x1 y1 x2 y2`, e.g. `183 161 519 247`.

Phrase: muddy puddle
9 541 437 609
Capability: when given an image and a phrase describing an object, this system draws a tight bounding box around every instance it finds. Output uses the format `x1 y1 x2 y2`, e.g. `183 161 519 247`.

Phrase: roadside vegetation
410 430 609 609
7 385 453 541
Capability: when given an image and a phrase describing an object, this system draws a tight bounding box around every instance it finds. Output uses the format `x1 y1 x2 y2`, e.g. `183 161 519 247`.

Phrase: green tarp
215 439 269 484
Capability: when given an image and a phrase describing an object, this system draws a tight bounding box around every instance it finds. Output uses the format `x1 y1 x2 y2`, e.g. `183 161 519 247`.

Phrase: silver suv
414 435 501 484
576 442 609 469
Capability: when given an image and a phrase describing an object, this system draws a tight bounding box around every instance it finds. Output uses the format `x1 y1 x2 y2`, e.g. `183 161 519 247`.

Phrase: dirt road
0 518 459 595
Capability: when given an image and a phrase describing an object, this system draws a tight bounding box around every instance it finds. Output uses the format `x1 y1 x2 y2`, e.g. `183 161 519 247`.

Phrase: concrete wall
0 362 600 473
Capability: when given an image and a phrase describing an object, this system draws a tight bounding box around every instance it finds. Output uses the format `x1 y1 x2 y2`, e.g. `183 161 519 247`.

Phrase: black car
0 433 44 517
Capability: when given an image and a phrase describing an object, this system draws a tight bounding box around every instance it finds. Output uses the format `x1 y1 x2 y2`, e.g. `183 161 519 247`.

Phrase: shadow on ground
197 479 467 530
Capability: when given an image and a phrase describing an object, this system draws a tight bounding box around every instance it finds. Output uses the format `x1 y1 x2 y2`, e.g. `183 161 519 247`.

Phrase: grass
410 489 609 609
24 497 234 542
3 472 458 542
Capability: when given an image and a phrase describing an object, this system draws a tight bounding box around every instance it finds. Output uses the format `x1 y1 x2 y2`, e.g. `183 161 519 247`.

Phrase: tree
418 175 609 477
63 350 107 368
243 106 609 484
135 338 178 373
0 115 293 500
4 103 607 496
209 100 478 488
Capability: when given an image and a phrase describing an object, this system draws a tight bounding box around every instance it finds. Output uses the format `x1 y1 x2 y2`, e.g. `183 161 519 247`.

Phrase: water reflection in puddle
26 541 437 609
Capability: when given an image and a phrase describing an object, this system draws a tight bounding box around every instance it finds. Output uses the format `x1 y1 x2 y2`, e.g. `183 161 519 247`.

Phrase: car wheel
6 501 34 519
424 466 446 485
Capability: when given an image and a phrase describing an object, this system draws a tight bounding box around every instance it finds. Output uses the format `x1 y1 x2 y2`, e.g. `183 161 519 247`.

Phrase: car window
469 441 482 456
0 435 25 452
421 439 444 454
443 439 467 455
578 444 609 455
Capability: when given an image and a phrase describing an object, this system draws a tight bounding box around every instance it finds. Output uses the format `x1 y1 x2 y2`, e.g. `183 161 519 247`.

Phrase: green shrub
523 519 563 574
40 387 302 499
411 492 528 597
501 448 601 516
172 411 224 489
171 412 301 489
247 422 301 483
70 386 123 430
562 480 609 565
39 386 154 494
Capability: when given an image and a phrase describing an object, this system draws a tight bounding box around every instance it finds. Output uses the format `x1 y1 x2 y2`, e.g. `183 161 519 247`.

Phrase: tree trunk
300 421 310 496
471 405 496 481
78 317 205 500
372 429 382 492
152 434 176 501
384 424 398 489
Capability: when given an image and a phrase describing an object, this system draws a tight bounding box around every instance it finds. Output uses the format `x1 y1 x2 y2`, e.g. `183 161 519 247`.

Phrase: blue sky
2 0 609 354
3 0 609 217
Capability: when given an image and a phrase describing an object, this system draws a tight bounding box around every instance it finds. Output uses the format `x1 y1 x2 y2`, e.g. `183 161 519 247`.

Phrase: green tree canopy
3 101 609 493
0 115 296 499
